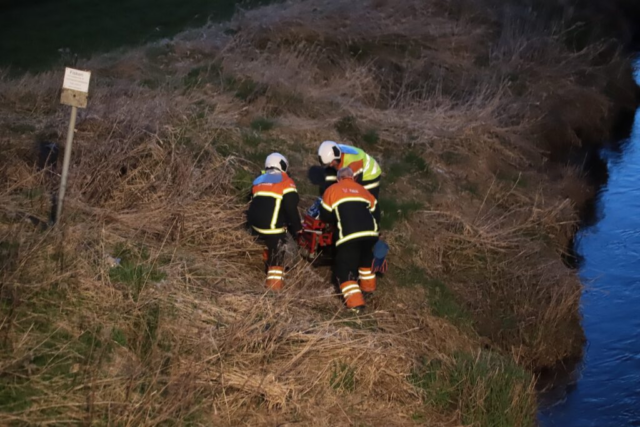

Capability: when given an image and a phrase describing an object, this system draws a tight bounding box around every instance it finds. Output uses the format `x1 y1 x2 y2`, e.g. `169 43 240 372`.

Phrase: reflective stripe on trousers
340 280 365 308
266 266 284 291
358 268 376 293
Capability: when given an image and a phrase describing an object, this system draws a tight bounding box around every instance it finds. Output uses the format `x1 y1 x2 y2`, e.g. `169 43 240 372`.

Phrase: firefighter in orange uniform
320 167 380 311
247 153 301 291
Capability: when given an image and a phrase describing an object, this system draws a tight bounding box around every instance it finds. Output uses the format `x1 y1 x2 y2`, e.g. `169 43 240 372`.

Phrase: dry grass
0 0 636 425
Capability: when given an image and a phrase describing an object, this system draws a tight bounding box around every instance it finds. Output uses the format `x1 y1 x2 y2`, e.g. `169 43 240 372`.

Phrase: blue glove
372 239 389 273
307 197 322 218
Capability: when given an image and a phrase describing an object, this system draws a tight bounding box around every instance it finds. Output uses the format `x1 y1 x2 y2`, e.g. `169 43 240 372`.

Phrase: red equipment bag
297 214 334 259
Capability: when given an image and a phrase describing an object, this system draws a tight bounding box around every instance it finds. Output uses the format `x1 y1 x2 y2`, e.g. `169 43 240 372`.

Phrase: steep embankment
0 0 637 425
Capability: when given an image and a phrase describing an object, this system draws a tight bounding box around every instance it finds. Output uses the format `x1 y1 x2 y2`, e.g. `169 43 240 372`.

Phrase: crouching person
320 167 380 311
247 153 301 291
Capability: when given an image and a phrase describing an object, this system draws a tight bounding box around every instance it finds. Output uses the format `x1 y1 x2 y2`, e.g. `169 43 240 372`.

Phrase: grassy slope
0 0 637 425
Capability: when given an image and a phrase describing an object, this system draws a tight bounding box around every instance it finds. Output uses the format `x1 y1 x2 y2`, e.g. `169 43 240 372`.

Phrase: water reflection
540 108 640 426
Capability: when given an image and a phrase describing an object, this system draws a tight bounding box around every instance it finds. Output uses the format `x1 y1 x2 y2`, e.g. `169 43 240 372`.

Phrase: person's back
320 168 380 311
247 153 301 291
320 177 379 246
248 170 299 236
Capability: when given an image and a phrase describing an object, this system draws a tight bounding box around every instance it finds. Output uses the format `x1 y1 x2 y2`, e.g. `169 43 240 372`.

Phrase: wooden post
56 106 78 223
55 67 91 225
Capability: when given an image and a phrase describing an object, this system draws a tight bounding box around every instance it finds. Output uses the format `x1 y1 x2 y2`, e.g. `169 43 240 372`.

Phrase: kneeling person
247 153 301 290
317 140 382 199
320 167 380 311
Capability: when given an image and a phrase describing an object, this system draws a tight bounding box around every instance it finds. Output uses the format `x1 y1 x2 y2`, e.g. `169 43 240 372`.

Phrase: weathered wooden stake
55 67 91 224
56 106 78 223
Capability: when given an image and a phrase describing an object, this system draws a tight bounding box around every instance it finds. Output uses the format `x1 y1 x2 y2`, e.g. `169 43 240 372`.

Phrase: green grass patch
411 412 427 423
141 78 162 89
242 130 264 148
109 244 166 301
330 362 356 392
265 89 307 116
132 302 162 360
339 316 379 332
183 62 223 90
395 265 472 327
496 170 528 188
0 241 20 270
335 115 362 141
386 151 431 183
440 150 466 165
379 198 423 230
362 128 380 145
214 138 235 157
7 123 36 134
233 78 266 101
0 300 115 414
111 328 128 347
250 117 276 132
0 383 38 413
410 351 536 427
460 181 480 196
425 279 472 327
232 168 255 195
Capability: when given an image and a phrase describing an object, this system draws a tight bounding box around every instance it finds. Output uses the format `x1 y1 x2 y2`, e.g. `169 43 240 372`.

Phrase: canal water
540 64 640 427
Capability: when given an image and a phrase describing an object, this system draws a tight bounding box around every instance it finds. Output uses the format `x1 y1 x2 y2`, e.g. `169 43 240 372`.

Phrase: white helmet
318 140 341 166
265 152 289 172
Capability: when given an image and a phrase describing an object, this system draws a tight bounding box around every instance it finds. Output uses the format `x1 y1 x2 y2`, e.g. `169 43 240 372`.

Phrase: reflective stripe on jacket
248 172 301 235
338 144 381 182
320 178 380 246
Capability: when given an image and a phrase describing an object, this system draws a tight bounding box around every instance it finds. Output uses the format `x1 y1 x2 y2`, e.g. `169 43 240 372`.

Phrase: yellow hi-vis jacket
325 145 381 190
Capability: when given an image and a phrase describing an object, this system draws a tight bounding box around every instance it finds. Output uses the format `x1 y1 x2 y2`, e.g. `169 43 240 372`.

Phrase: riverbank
540 97 640 424
1 0 637 425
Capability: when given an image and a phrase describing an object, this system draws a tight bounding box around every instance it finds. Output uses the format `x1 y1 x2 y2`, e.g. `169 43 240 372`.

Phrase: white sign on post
60 67 91 109
62 68 91 93
57 67 92 224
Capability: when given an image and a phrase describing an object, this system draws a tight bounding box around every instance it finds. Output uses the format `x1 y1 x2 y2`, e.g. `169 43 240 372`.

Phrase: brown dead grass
1 0 636 425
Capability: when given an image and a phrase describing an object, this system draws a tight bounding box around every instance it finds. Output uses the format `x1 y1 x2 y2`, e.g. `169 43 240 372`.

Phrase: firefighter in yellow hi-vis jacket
317 140 382 199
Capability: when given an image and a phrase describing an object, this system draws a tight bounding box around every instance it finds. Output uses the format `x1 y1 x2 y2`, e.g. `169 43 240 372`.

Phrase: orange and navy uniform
320 177 380 310
320 178 380 247
247 171 301 291
248 172 301 236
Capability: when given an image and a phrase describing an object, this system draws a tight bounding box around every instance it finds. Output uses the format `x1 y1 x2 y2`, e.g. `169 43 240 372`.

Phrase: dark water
540 65 640 427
